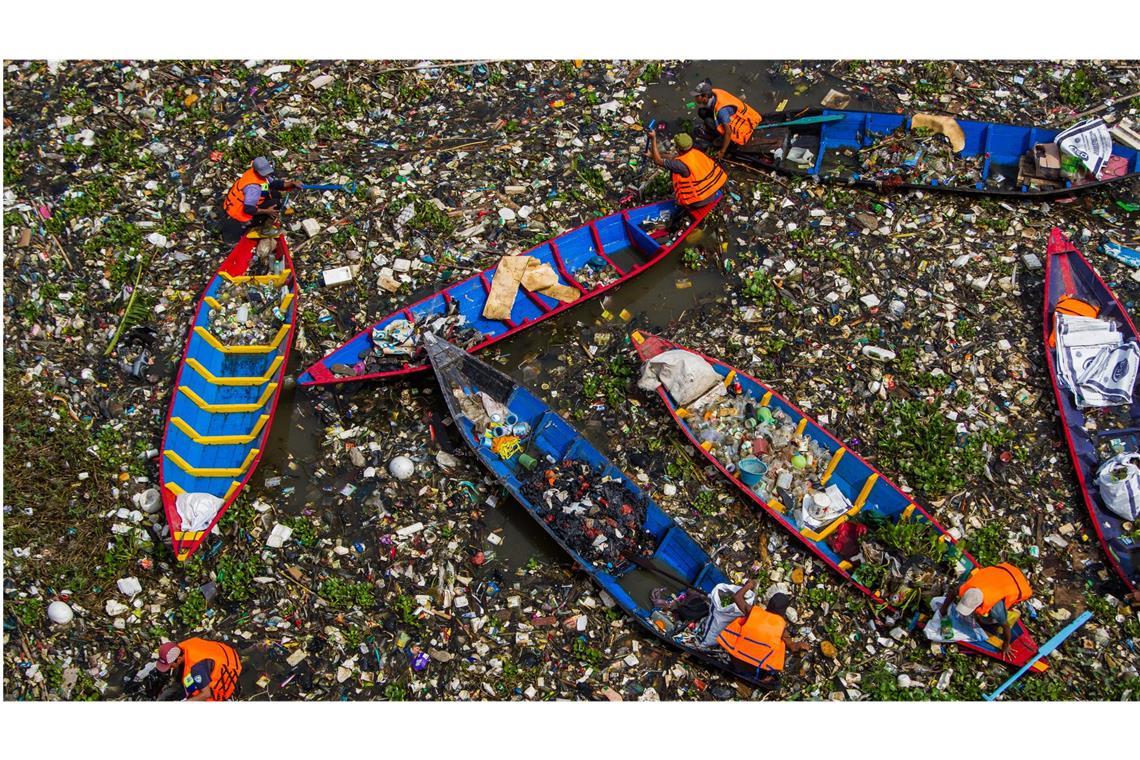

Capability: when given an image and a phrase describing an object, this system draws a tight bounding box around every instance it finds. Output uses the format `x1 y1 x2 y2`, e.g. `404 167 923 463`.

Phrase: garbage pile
826 125 985 189
209 279 289 344
5 58 1140 703
519 460 655 569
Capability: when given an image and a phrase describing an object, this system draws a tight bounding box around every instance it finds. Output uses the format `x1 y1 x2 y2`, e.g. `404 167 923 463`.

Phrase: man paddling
220 156 301 244
716 580 808 687
154 636 243 701
693 79 763 159
646 131 726 211
940 562 1033 657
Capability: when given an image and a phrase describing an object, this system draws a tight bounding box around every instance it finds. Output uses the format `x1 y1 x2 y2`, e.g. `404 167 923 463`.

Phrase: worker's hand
284 180 303 191
648 130 657 144
262 208 280 218
1001 641 1012 658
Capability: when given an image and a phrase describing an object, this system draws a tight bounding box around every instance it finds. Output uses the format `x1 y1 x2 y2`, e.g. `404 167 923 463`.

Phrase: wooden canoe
1043 228 1140 591
159 235 298 561
707 108 1138 198
424 332 785 688
632 329 1046 672
299 197 719 386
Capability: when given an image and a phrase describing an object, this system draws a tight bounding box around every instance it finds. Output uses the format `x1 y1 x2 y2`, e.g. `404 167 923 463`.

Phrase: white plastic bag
175 492 224 532
697 583 754 646
638 349 725 409
1056 118 1113 178
1095 453 1140 520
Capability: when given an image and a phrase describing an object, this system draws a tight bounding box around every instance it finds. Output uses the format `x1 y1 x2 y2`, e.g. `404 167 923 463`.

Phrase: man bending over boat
646 132 726 211
939 562 1032 658
220 156 302 245
716 581 808 687
692 79 763 159
153 637 243 701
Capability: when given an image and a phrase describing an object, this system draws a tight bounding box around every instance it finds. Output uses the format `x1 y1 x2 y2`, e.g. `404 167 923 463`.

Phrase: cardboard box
1033 143 1061 180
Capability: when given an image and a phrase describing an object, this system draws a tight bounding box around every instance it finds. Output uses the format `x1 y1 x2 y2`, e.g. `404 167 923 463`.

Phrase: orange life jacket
672 148 727 207
711 88 762 146
717 607 787 672
223 168 270 223
179 637 242 701
1049 295 1100 348
959 563 1032 617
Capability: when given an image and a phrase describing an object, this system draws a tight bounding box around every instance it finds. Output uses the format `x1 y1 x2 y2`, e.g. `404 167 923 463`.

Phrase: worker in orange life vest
646 131 726 210
939 562 1033 657
692 79 763 159
220 156 301 244
716 581 808 686
154 637 243 701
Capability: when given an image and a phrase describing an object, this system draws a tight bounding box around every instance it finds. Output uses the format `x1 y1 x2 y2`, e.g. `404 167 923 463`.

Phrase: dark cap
766 592 790 615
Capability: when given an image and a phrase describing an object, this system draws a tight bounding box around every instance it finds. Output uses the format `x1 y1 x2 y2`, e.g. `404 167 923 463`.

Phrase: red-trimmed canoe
1043 228 1140 591
298 197 720 386
159 235 299 561
631 329 1046 672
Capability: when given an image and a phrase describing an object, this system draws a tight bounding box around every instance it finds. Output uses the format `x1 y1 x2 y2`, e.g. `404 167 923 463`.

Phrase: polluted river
4 59 1140 701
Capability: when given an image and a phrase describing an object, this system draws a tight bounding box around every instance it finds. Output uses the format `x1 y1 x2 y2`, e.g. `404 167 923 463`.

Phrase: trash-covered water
5 59 1140 702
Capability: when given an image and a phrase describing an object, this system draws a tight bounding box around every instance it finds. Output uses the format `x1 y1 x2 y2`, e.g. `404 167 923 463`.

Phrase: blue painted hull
718 108 1139 197
159 236 299 561
299 198 719 386
1044 229 1139 590
632 330 1047 672
423 334 780 688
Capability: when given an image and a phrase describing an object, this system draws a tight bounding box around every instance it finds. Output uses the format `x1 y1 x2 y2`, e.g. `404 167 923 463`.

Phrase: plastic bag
1095 453 1140 520
696 583 754 647
1056 118 1113 178
637 349 726 408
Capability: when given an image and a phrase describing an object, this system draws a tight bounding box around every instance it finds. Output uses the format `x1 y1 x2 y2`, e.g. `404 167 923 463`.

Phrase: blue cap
252 156 275 177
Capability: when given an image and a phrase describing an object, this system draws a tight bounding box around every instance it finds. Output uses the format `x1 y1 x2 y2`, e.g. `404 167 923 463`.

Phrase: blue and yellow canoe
632 330 1047 673
159 236 299 561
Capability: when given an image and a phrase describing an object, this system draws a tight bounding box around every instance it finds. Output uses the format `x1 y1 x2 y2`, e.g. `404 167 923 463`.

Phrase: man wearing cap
220 157 301 244
646 131 726 210
716 580 808 687
693 78 763 159
154 636 242 701
940 562 1033 657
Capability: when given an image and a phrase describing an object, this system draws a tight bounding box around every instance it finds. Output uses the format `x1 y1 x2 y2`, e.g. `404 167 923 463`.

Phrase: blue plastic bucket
738 457 768 487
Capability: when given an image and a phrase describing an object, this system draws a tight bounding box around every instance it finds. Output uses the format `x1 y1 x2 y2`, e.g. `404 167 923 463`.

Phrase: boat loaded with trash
631 330 1046 671
424 332 780 687
1043 228 1140 591
711 108 1138 198
159 234 299 561
298 198 719 386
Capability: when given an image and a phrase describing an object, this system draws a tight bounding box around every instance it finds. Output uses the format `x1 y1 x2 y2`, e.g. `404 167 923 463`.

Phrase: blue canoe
631 330 1047 673
423 333 777 687
1044 228 1140 591
716 108 1139 198
159 236 299 561
299 198 719 386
